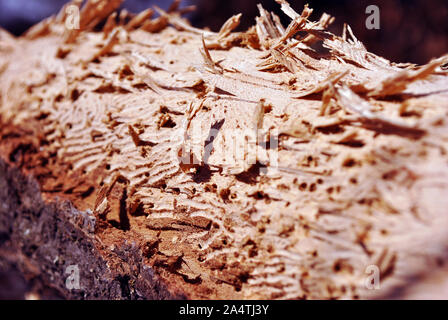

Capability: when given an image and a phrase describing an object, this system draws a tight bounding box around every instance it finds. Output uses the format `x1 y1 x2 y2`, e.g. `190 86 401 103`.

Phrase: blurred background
0 0 447 64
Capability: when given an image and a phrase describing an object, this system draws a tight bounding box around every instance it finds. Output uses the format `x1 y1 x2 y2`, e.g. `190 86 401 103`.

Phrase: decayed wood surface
1 0 448 299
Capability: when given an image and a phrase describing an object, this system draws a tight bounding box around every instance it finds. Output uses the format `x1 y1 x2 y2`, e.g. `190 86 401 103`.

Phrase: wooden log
1 0 448 299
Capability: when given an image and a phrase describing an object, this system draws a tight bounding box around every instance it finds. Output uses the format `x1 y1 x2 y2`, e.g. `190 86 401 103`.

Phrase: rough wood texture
1 0 448 299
